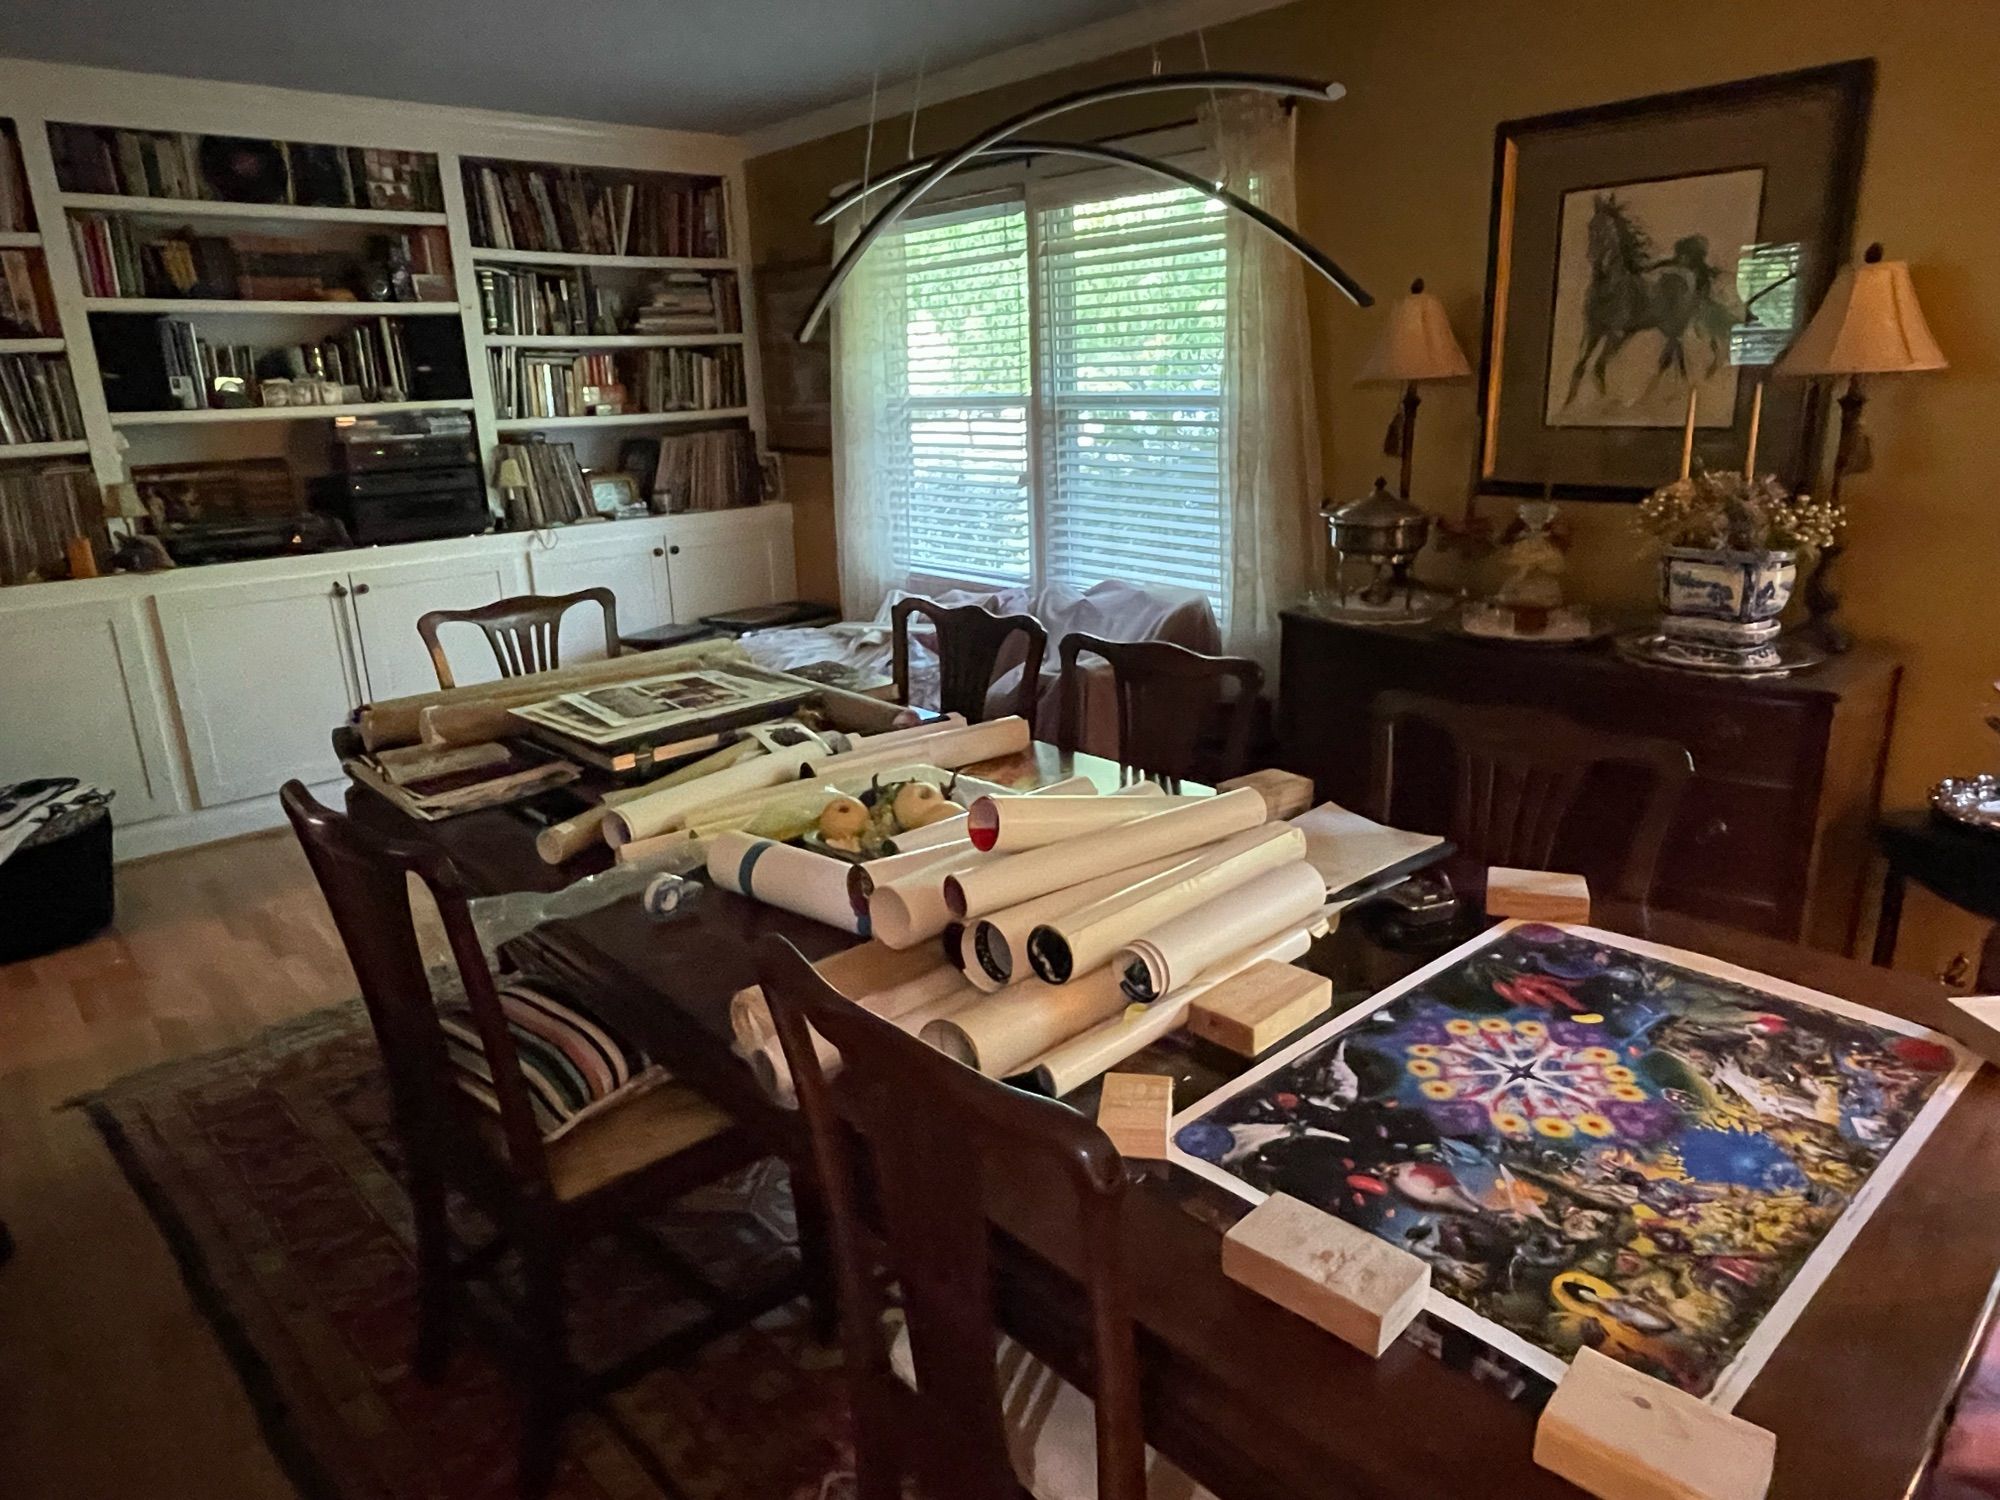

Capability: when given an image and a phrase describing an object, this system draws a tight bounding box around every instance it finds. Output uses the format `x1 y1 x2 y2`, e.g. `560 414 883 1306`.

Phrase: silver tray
1614 630 1826 679
1931 775 2000 835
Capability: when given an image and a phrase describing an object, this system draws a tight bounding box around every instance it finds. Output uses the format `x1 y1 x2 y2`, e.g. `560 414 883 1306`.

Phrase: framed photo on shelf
1475 60 1873 500
582 469 646 520
754 260 832 454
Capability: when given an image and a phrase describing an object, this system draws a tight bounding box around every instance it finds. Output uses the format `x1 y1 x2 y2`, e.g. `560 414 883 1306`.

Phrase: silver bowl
1931 775 2000 835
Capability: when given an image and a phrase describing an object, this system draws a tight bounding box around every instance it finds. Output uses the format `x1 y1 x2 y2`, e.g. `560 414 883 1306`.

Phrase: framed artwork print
755 260 833 454
1476 61 1874 500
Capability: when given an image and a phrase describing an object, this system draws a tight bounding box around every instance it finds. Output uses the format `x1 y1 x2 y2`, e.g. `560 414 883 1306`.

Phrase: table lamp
1777 242 1947 651
1357 277 1472 501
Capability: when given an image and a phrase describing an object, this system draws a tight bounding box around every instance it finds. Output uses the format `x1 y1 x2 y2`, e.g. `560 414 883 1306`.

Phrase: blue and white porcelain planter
1659 547 1798 622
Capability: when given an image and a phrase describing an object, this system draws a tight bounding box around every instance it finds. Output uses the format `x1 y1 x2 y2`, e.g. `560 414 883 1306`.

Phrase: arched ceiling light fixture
795 71 1367 342
813 137 1370 309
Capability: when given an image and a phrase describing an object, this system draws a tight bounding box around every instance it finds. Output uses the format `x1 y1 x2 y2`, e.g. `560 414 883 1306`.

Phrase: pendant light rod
795 71 1344 342
812 137 1371 310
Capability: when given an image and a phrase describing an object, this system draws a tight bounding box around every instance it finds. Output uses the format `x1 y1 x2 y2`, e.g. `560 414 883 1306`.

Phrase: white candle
1743 380 1764 479
1679 386 1697 480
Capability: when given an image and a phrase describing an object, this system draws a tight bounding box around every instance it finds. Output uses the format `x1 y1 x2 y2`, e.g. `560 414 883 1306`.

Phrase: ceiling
0 0 1170 137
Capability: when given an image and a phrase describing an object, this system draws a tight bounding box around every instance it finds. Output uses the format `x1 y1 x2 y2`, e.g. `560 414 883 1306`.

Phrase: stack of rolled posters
961 851 1195 989
921 962 1140 1079
963 790 1209 852
601 715 968 849
793 714 1031 783
1019 920 1324 1097
1117 860 1329 1000
1021 823 1307 983
705 831 869 934
887 774 1136 854
868 843 996 950
728 942 968 1053
943 785 1268 921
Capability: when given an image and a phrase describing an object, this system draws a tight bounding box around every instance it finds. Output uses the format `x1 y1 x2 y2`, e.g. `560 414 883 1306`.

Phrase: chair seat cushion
887 1322 1215 1500
435 970 659 1141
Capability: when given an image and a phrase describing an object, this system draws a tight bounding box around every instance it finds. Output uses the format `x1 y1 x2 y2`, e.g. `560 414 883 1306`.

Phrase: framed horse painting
1475 61 1873 501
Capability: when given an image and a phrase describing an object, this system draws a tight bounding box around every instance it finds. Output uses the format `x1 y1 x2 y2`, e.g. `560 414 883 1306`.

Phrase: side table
1872 810 2000 988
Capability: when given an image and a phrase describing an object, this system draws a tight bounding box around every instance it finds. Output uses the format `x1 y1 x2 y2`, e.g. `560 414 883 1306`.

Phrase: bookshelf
0 120 88 461
0 75 765 562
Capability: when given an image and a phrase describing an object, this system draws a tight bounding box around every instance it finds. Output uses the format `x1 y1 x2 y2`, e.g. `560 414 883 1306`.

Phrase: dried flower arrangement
1635 470 1844 554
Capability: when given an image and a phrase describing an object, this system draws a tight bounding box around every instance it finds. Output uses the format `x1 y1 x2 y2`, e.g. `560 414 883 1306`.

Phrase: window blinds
1036 185 1228 607
890 200 1032 586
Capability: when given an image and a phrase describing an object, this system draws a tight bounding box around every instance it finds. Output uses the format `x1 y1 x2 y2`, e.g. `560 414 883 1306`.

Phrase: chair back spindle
418 588 621 690
1057 632 1263 783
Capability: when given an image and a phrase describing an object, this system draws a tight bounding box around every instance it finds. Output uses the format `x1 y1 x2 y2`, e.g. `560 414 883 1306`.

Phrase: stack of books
0 130 29 233
653 427 757 514
50 124 443 211
630 271 741 335
147 317 417 409
461 162 729 258
0 354 84 444
0 464 101 585
486 344 743 419
69 216 450 301
497 437 594 527
474 263 620 336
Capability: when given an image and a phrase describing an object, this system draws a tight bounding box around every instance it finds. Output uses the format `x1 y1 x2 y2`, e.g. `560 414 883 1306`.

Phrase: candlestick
1678 386 1697 480
1743 380 1764 479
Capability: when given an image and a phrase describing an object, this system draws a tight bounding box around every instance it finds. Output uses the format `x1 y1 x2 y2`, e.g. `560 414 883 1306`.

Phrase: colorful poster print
1172 923 1975 1408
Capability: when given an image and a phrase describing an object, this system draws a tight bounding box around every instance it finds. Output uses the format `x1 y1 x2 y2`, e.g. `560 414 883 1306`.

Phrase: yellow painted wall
747 0 2000 976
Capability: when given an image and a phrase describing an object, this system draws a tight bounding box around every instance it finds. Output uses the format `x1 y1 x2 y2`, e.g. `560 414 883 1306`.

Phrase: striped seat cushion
434 971 661 1141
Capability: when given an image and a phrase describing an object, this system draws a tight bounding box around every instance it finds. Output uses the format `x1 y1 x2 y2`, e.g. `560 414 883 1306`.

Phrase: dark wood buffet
1277 610 1901 953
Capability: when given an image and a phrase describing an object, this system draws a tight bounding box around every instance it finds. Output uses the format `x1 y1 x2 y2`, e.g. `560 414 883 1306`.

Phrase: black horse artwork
1561 192 1741 411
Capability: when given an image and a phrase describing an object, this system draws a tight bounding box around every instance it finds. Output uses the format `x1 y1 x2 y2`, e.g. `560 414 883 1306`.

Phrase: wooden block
1218 767 1316 822
1487 866 1592 923
1949 996 2000 1067
1220 1192 1428 1357
1534 1347 1774 1500
1096 1072 1173 1159
1187 961 1334 1057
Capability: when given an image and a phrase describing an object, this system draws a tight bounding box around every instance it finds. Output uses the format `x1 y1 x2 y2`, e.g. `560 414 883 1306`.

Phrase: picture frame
754 260 832 454
582 468 645 520
1475 61 1874 501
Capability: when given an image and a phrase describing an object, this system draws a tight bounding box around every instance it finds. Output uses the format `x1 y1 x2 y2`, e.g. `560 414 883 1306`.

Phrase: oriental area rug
81 999 861 1500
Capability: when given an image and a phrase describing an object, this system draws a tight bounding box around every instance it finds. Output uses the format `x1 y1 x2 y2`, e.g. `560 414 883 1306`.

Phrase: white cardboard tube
1024 921 1323 1097
1120 861 1331 1000
1027 825 1307 984
922 963 1136 1078
870 848 995 949
796 715 1030 783
887 772 1102 854
848 838 977 914
751 984 982 1107
964 792 1209 853
967 852 1195 987
706 831 868 934
944 786 1269 921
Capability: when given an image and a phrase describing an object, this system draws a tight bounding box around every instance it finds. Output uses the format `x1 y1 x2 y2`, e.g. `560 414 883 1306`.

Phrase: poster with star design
1171 922 1976 1408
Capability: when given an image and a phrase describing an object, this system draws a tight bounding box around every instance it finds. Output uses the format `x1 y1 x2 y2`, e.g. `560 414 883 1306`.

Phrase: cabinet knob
330 581 348 598
652 546 665 557
669 545 681 556
353 582 371 595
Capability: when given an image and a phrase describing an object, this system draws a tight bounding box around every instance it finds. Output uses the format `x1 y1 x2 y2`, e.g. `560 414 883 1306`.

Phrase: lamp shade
1357 278 1472 384
495 456 529 489
1777 246 1947 377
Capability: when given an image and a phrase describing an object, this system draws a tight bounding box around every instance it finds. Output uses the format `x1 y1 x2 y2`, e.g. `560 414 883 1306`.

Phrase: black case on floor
0 810 114 964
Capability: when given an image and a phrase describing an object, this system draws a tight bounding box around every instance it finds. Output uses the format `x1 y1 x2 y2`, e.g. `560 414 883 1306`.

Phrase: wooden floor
0 831 363 1500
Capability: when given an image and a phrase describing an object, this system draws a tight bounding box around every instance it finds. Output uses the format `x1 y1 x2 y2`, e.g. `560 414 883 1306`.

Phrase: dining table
348 740 2000 1500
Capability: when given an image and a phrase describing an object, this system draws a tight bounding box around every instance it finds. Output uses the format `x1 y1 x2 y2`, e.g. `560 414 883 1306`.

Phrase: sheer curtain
1211 95 1323 670
829 208 909 618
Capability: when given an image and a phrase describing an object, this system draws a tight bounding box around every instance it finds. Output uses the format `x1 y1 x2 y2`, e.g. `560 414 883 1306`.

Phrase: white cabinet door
0 596 181 825
665 509 798 624
157 572 362 808
525 531 670 663
348 553 528 703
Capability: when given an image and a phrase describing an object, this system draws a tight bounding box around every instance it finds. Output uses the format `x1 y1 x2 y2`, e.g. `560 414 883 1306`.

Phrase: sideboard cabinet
1278 611 1901 953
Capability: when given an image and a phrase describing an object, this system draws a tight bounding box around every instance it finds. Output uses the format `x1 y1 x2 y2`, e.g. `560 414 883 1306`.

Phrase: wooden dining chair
758 935 1211 1500
1369 690 1695 905
1056 633 1264 784
418 587 620 689
891 596 1047 732
282 782 795 1496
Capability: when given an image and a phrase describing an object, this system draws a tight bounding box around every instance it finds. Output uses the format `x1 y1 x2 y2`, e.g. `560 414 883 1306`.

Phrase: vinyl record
199 136 288 204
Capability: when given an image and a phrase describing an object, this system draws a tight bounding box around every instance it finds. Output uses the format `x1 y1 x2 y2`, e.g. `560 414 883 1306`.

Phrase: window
876 160 1231 616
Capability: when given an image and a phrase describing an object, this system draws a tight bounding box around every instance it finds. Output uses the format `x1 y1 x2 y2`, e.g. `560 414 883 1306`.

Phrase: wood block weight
1220 1192 1428 1357
1487 867 1592 923
1187 961 1334 1057
1948 996 2000 1068
1217 768 1316 822
1535 1347 1774 1500
1097 1072 1173 1159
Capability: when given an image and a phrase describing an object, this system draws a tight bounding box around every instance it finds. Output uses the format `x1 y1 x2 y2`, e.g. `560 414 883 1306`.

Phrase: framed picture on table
1475 60 1873 500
